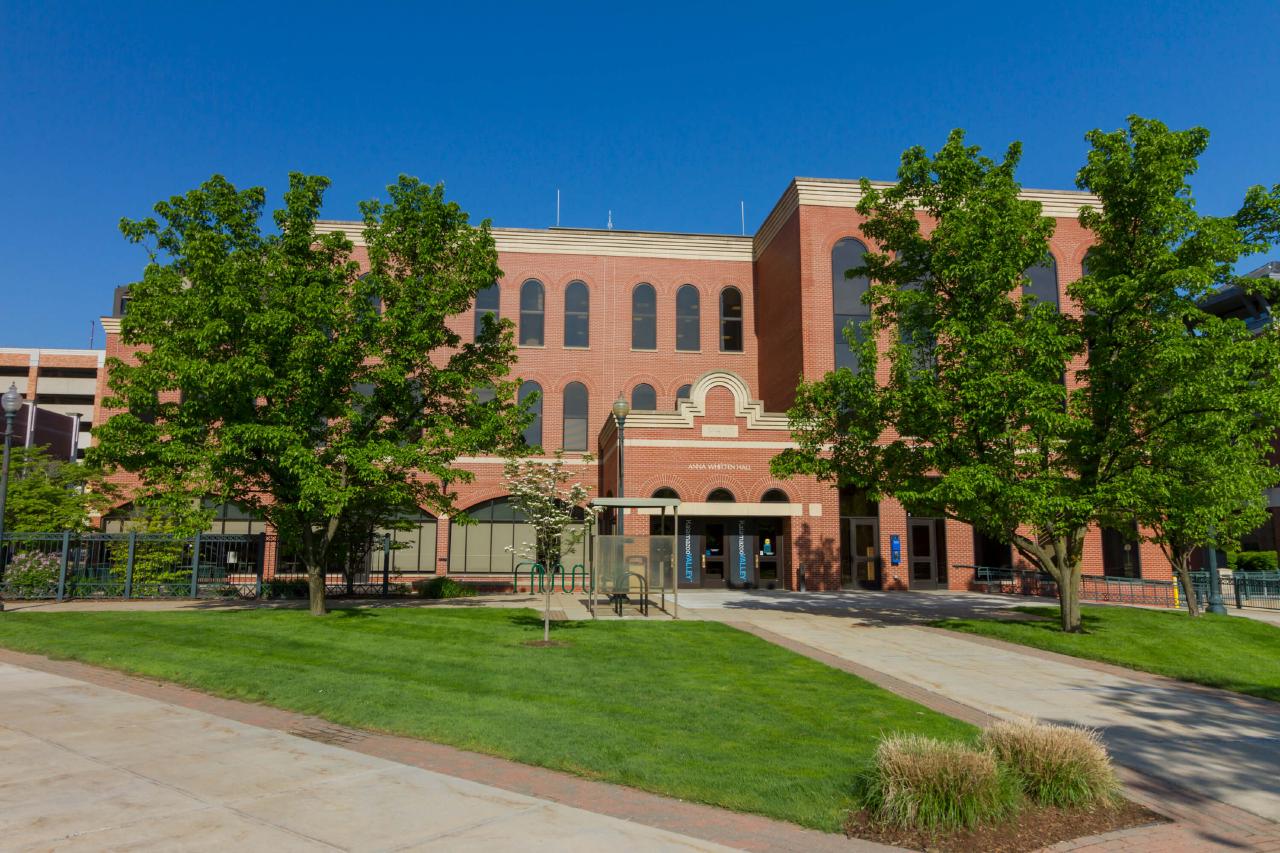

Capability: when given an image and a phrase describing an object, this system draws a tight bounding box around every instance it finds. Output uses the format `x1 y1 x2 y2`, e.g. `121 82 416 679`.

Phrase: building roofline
314 176 1102 264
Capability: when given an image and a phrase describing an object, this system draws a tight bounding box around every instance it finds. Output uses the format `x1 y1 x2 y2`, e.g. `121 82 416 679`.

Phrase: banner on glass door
737 520 748 583
890 534 901 566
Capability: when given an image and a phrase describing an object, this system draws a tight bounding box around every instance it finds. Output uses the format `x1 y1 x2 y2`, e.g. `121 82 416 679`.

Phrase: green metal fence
0 532 266 601
967 565 1179 608
1191 571 1280 611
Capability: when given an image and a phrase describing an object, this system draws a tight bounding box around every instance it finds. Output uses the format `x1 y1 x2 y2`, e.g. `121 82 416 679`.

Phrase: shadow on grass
505 612 590 632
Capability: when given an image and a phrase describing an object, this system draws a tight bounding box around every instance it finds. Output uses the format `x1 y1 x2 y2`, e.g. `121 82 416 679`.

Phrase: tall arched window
1024 255 1060 310
632 283 657 350
676 285 700 351
562 381 588 451
474 282 500 340
719 287 743 352
564 280 589 348
631 383 656 410
519 279 545 345
518 380 542 447
447 497 533 574
832 238 870 372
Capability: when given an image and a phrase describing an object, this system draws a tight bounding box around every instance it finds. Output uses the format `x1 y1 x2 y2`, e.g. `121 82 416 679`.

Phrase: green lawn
0 608 973 832
936 605 1280 701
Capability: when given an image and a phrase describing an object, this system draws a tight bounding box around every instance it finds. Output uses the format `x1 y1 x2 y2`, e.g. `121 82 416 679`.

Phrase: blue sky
2 1 1277 348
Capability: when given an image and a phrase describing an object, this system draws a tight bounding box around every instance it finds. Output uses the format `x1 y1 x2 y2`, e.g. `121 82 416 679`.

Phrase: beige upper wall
313 176 1102 264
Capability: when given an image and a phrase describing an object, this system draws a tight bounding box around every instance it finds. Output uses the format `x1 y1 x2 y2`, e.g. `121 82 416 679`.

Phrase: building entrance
908 518 947 590
842 518 880 589
675 517 786 589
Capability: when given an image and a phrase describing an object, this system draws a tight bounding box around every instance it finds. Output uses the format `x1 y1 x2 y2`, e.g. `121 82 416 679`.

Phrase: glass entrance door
842 519 880 589
908 519 938 589
703 522 726 586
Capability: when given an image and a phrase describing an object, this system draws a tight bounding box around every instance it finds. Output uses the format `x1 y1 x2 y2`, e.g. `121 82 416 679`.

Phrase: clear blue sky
2 1 1277 349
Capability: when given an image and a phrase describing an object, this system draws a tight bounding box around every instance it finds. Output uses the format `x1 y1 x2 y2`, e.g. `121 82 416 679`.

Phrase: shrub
261 578 310 599
417 577 478 599
980 720 1120 808
854 735 1022 831
1229 550 1278 573
2 550 60 597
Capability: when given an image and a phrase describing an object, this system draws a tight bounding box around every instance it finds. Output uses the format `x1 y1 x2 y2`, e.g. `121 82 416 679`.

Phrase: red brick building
99 177 1172 589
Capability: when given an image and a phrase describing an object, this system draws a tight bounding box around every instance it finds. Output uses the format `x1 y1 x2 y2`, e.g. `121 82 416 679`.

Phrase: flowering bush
3 550 60 597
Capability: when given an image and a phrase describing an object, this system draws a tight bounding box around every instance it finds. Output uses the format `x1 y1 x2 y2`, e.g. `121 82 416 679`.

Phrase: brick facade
95 178 1174 589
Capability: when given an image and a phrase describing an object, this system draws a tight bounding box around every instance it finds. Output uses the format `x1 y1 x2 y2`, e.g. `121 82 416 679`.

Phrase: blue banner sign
737 520 748 582
684 521 694 582
890 534 901 566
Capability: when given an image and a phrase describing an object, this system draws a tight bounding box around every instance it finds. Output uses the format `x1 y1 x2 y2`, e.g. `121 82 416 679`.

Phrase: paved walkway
0 661 754 851
678 590 1280 849
0 653 880 852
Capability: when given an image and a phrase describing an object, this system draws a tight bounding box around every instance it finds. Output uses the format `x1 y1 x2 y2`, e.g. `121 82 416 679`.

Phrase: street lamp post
0 383 24 612
1204 529 1228 616
611 395 630 533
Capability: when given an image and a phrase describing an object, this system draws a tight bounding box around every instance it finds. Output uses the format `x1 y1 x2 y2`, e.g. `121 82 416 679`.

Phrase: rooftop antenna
556 189 561 227
740 200 746 236
607 210 613 230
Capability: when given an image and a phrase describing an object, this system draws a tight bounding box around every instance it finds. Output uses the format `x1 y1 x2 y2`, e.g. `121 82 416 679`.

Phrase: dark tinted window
676 285 700 351
562 381 588 451
833 238 870 372
707 488 735 502
720 287 743 352
564 281 589 348
631 383 656 410
632 284 657 350
676 384 692 404
1024 255 1060 309
518 380 542 447
520 279 545 345
474 283 500 339
762 489 789 503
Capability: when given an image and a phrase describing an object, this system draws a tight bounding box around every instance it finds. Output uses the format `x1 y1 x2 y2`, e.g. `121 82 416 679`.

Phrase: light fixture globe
1 383 21 415
611 395 630 422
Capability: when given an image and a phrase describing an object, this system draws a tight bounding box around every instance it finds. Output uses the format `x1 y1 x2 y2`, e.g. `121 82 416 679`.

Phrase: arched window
378 509 439 575
650 487 679 535
676 285 700 351
564 280 589 348
632 283 657 350
719 287 743 352
676 384 692 404
518 380 542 447
1024 255 1059 310
707 488 735 502
447 497 533 574
832 238 871 372
562 381 588 451
761 489 789 503
631 383 656 410
474 282 500 339
519 279 545 346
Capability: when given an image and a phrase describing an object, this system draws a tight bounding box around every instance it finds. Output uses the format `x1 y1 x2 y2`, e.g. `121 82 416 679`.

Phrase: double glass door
842 518 880 589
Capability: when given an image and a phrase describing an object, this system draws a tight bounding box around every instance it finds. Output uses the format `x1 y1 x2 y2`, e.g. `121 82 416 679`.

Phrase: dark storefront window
1102 524 1141 578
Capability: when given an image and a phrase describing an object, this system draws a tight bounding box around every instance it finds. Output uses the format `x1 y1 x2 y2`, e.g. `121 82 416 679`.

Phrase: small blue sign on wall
890 534 901 566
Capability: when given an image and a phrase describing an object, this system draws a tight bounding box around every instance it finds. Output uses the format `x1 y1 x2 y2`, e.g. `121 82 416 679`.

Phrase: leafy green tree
91 173 527 615
772 119 1280 633
2 446 114 532
1078 118 1280 616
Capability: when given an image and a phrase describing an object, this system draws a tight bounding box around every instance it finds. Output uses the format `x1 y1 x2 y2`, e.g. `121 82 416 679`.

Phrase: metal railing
1191 571 1280 611
966 565 1178 608
0 532 266 601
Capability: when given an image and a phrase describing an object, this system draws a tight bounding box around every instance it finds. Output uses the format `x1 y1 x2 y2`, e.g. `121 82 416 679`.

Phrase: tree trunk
308 565 327 616
1172 551 1201 618
1057 562 1083 633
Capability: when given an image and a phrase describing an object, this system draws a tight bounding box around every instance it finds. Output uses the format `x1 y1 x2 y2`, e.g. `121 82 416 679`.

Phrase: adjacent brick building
98 177 1172 589
0 347 103 459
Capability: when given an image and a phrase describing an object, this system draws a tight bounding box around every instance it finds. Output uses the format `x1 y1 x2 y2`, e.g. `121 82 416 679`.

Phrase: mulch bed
844 799 1166 852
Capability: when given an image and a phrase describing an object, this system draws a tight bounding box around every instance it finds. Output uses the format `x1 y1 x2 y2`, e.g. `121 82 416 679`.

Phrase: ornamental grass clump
855 735 1022 831
980 720 1120 808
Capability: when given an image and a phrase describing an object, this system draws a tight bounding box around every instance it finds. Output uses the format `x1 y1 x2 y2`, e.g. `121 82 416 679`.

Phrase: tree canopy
773 117 1280 632
91 173 528 614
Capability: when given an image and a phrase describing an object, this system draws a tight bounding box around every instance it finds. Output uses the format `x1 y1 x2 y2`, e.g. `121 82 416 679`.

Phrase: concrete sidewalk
680 591 1280 829
0 662 742 851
